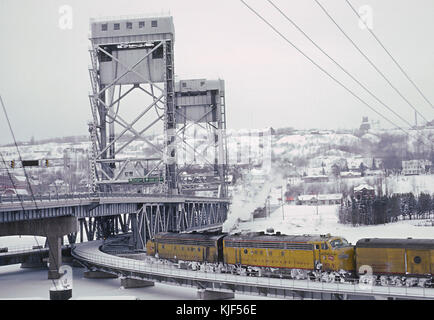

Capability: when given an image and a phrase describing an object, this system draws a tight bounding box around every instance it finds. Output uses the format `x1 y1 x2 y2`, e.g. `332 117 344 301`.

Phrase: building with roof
402 160 431 175
296 193 343 205
353 184 375 200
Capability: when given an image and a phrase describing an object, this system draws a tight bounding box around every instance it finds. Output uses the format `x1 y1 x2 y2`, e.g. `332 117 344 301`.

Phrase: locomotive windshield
330 238 349 248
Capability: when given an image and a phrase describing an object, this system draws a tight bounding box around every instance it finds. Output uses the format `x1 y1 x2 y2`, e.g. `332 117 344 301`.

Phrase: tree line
338 192 434 226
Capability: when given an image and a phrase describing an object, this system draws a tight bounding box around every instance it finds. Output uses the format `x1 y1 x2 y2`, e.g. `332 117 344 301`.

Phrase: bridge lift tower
88 15 177 194
175 79 228 198
88 15 228 198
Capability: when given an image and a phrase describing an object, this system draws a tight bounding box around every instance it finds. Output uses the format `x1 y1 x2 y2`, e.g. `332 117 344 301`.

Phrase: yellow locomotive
223 232 354 277
146 232 225 263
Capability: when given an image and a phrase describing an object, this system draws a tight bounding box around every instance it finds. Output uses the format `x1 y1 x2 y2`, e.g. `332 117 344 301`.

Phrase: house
340 171 362 179
285 196 295 204
402 160 431 175
0 174 29 195
364 169 384 177
2 188 29 196
354 184 375 200
297 193 343 205
302 175 329 183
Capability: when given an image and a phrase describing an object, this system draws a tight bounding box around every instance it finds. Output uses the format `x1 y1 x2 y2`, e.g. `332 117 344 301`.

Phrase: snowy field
226 204 434 244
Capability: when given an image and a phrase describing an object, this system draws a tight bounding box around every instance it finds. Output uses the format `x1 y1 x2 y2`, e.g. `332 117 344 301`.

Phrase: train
146 231 434 287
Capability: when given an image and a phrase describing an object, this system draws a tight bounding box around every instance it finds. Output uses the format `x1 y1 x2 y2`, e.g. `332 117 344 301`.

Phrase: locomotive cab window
321 243 329 250
330 238 348 249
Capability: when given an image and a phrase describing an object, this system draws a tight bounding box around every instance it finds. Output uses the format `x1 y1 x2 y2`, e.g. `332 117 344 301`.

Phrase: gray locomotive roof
224 232 333 243
155 232 226 241
356 238 434 249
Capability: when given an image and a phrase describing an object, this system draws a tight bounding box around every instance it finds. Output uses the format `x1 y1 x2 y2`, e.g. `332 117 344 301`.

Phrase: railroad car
223 232 355 278
356 238 434 285
146 232 226 263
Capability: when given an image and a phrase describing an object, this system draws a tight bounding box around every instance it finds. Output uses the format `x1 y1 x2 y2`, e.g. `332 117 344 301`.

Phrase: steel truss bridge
73 240 434 300
0 14 233 281
0 193 229 250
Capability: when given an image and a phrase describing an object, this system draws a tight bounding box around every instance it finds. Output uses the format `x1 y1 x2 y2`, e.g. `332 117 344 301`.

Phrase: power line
239 0 410 137
265 0 417 132
345 0 434 111
314 0 430 124
0 95 61 289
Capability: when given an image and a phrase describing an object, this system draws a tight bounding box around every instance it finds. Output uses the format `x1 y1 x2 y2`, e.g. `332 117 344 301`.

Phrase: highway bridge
0 192 229 278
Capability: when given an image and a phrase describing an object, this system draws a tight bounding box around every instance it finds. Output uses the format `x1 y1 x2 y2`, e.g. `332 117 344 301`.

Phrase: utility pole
280 186 285 220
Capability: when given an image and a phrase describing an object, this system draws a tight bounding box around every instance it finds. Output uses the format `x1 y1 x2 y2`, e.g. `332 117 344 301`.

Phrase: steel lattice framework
88 16 177 194
87 16 228 198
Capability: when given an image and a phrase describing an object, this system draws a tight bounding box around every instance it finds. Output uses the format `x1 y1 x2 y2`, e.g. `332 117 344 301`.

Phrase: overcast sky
0 0 433 145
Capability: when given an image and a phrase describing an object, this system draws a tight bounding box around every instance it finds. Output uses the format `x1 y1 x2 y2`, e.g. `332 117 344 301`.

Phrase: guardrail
73 242 434 300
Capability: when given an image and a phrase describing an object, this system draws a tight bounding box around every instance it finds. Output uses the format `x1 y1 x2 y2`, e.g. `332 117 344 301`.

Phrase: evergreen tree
389 194 401 222
417 193 431 218
408 193 417 219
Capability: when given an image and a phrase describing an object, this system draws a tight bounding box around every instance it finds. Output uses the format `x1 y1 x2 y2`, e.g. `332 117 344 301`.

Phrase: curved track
72 241 434 300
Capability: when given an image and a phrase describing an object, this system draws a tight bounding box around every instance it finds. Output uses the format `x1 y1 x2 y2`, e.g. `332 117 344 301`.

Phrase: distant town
1 117 433 209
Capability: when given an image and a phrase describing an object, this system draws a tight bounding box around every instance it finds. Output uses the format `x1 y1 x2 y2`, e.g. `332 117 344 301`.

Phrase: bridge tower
88 15 177 194
175 79 228 198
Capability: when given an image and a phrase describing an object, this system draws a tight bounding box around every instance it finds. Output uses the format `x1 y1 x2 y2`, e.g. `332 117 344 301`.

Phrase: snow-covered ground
386 174 434 195
227 204 434 244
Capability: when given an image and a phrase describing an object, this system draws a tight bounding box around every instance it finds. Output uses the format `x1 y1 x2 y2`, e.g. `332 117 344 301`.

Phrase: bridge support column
47 236 62 279
197 289 234 300
121 277 154 289
0 216 78 280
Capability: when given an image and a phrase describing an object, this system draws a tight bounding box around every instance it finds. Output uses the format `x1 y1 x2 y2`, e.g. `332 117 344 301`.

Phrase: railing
0 192 230 204
0 244 72 256
73 242 434 300
0 245 47 256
